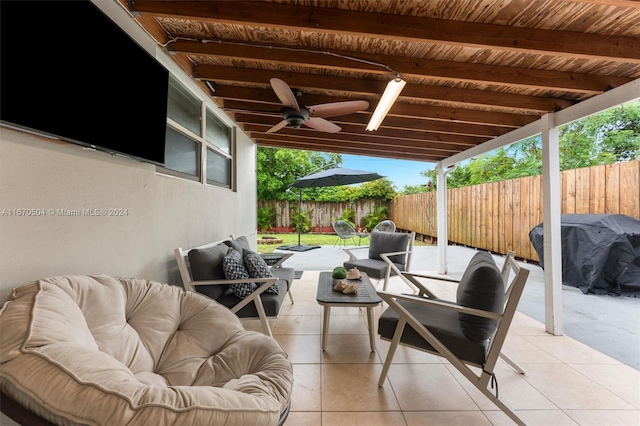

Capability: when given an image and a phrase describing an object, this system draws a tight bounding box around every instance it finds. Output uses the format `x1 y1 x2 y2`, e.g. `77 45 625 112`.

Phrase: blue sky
339 154 433 189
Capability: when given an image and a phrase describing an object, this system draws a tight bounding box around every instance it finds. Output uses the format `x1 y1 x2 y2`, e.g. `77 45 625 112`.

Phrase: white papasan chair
0 275 293 426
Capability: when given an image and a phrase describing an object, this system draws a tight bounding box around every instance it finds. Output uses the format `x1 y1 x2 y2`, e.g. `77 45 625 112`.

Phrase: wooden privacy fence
389 160 640 262
258 199 387 232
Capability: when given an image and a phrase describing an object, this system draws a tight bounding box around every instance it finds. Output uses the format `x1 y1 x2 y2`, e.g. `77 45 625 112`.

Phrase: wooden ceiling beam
254 137 443 163
232 110 509 139
250 133 449 163
241 123 483 150
562 0 640 7
171 39 631 94
249 130 466 156
223 98 536 129
130 1 640 63
196 65 573 113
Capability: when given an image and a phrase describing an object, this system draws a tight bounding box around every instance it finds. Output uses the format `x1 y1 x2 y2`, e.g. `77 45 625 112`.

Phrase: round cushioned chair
372 220 396 233
0 275 293 426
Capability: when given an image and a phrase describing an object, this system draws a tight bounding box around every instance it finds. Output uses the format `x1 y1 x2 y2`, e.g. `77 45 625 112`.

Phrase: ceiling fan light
287 116 306 128
366 77 406 131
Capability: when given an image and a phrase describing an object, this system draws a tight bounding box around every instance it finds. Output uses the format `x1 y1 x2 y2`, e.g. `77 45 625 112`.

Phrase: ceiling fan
267 78 369 134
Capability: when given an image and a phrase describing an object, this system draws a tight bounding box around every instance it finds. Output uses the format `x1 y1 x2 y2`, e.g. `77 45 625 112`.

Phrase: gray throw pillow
368 232 409 264
243 249 279 294
224 236 251 253
456 251 505 342
222 248 254 298
187 244 230 300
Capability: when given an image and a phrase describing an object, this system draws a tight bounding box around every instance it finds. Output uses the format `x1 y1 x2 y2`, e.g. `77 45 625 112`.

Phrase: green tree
419 100 640 189
256 148 341 200
257 148 398 202
353 178 397 200
569 103 640 163
291 177 397 202
400 184 429 194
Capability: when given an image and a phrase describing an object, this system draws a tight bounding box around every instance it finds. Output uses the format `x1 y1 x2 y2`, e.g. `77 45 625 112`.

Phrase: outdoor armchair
343 231 415 290
377 251 530 425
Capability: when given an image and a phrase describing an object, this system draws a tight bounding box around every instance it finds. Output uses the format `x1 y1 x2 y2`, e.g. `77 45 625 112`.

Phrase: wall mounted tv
0 0 169 166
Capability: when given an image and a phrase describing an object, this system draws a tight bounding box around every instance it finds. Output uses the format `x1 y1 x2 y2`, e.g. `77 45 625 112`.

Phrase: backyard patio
240 244 640 425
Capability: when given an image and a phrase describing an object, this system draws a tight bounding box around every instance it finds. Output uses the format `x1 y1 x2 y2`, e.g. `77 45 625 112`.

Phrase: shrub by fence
258 199 388 232
389 160 639 262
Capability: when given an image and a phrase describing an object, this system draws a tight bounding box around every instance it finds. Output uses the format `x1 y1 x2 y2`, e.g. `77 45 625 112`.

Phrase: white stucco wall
0 126 257 305
0 2 257 424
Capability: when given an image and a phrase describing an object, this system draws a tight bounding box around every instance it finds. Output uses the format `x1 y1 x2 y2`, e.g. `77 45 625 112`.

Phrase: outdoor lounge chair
343 231 415 290
377 251 530 425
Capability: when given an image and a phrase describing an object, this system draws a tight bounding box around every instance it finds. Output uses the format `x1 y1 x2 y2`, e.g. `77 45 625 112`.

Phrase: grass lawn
257 233 433 253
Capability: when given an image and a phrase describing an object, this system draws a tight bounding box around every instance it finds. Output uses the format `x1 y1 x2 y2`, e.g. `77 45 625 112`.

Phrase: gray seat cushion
378 295 490 366
456 251 504 342
270 267 295 290
216 280 288 317
343 231 409 280
343 258 404 280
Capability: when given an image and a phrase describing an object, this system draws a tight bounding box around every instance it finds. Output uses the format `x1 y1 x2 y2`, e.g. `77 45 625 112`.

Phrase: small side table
356 232 369 246
260 252 293 268
316 271 382 352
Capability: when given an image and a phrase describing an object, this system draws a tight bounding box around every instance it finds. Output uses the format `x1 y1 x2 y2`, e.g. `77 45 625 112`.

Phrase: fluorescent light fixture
366 77 406 131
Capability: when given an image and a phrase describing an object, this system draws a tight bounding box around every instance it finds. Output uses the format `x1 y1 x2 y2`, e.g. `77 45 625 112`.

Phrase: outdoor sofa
175 235 295 336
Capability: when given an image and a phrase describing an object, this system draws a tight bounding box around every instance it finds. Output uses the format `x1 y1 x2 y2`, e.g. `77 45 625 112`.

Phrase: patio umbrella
280 167 385 251
291 167 385 188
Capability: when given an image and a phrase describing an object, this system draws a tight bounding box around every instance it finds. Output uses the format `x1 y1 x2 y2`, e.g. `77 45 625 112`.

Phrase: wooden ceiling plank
562 0 640 8
171 39 630 93
196 64 572 113
129 1 640 63
251 132 466 157
252 137 446 163
241 123 482 149
223 98 536 128
231 110 509 138
252 136 450 160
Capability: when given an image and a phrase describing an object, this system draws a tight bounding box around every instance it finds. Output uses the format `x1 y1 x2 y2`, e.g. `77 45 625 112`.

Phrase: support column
436 161 448 274
541 113 563 335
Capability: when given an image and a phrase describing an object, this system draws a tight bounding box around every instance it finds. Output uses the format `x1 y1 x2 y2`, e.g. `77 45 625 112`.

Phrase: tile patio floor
241 247 640 426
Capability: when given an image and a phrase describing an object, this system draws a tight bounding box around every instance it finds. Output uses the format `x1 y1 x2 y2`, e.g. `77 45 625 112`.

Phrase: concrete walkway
278 244 640 371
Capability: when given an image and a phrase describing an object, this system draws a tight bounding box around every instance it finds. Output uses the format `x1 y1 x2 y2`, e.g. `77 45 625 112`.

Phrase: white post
436 161 448 274
541 113 563 335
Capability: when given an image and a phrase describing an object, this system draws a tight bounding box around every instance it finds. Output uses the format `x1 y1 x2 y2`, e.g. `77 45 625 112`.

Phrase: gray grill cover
529 214 640 296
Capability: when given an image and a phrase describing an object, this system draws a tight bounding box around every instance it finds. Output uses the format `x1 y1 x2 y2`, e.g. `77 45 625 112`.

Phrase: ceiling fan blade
270 78 300 111
308 100 369 118
266 120 289 133
304 117 341 133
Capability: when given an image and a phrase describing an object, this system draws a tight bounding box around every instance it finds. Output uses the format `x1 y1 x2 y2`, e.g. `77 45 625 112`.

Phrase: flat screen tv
0 0 169 166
